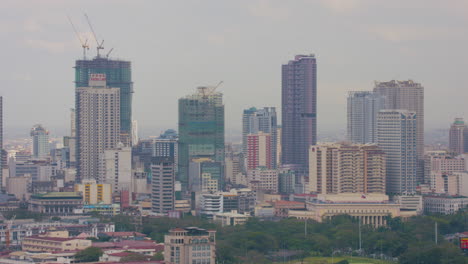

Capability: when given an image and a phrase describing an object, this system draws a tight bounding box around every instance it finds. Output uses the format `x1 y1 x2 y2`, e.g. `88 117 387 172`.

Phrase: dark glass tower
178 87 224 190
75 57 133 141
281 54 317 170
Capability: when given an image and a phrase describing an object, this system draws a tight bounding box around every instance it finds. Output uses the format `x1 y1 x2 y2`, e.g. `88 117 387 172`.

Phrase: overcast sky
1 0 468 139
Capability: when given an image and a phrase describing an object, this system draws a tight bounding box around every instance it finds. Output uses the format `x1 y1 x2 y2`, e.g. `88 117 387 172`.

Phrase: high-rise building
74 179 112 204
374 80 424 182
76 74 120 182
0 97 2 186
100 144 132 193
242 107 277 169
281 55 317 170
30 124 50 159
247 167 278 193
377 110 417 194
178 87 224 190
164 227 216 264
347 91 384 144
247 132 273 171
75 57 133 144
449 118 468 155
309 143 386 194
151 159 175 214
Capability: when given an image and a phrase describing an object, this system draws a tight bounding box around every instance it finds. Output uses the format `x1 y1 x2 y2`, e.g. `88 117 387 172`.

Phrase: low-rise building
22 232 91 252
272 200 305 218
82 204 120 216
423 195 468 214
164 227 216 264
28 192 82 215
213 210 250 226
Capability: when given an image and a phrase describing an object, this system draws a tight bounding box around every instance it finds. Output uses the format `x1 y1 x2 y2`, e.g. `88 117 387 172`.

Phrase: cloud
247 0 290 20
366 25 460 43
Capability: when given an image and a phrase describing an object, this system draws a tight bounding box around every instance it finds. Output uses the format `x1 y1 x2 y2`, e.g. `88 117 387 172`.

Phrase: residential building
449 118 468 155
75 56 133 144
76 73 120 182
309 143 386 194
164 227 216 264
247 167 278 193
30 124 50 159
74 179 112 204
189 159 223 192
100 144 132 193
0 97 2 188
377 110 417 194
151 159 175 214
178 86 224 191
374 80 424 183
247 132 273 171
423 195 468 214
282 54 317 171
242 107 277 169
278 166 296 194
347 91 384 144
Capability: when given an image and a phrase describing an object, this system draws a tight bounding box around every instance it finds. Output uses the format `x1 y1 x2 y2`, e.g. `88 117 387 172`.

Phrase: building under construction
75 57 133 144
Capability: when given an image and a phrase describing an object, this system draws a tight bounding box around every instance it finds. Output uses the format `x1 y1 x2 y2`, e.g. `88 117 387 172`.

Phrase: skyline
1 0 468 139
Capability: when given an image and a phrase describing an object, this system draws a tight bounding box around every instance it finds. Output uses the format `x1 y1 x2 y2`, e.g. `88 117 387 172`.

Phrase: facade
74 179 112 204
199 193 223 218
374 80 424 183
83 203 120 216
246 132 273 171
164 227 216 264
278 166 296 194
423 196 468 214
0 97 2 187
178 87 224 191
213 210 250 226
22 233 91 252
449 118 468 155
28 192 82 215
30 124 50 159
6 176 31 200
242 107 277 169
247 168 278 193
282 54 317 170
75 57 133 142
309 143 386 194
290 193 400 227
151 159 175 214
347 91 384 144
76 74 120 182
100 145 132 193
377 110 417 194
189 159 223 192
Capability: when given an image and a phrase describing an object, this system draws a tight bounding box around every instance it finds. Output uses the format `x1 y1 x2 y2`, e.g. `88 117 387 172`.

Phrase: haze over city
2 0 468 139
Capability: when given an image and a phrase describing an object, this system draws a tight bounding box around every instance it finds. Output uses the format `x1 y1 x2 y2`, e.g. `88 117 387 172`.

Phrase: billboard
460 237 468 250
89 73 106 87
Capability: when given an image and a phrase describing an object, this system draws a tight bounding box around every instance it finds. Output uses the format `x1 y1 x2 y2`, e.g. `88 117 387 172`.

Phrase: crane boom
67 15 89 59
84 13 104 57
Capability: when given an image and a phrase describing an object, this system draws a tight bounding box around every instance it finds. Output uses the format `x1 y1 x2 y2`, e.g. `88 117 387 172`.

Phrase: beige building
22 231 91 252
6 176 31 200
309 143 385 194
164 227 216 264
100 145 132 193
247 167 278 193
28 192 82 215
213 210 250 226
74 179 112 204
289 193 400 227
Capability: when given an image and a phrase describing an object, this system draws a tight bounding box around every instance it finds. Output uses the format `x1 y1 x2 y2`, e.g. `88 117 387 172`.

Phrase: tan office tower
449 118 468 155
374 80 424 183
164 227 216 264
309 143 386 194
76 74 120 182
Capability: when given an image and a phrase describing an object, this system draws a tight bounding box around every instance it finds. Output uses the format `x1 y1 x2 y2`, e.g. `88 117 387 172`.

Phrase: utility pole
435 221 438 245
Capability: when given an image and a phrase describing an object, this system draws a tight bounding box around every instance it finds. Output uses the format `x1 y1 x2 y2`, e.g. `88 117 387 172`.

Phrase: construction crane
67 15 89 59
5 215 16 249
84 13 104 57
106 47 114 58
198 81 223 99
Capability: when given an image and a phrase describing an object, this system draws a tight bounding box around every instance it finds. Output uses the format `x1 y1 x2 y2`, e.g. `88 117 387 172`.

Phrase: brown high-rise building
309 143 386 194
449 118 468 155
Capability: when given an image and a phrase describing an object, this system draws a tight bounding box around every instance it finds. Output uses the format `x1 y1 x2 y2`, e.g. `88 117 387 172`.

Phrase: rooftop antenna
67 15 89 59
84 13 104 57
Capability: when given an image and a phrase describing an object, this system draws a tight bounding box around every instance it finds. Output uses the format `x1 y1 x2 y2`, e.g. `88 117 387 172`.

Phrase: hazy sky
1 0 468 139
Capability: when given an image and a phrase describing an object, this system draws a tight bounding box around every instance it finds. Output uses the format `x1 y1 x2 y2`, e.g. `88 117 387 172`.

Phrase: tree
151 252 164 261
74 247 103 262
119 252 148 262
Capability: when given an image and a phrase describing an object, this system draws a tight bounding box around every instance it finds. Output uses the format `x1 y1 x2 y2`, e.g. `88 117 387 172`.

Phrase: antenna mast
84 13 104 57
67 15 89 59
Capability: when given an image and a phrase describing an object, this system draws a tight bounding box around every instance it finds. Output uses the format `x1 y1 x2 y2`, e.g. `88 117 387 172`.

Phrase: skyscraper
377 110 417 194
347 91 384 144
281 54 317 170
30 124 50 159
0 97 2 186
247 132 273 171
75 57 133 144
152 159 175 214
242 107 277 169
449 118 468 155
374 80 424 182
76 74 120 182
178 86 224 190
